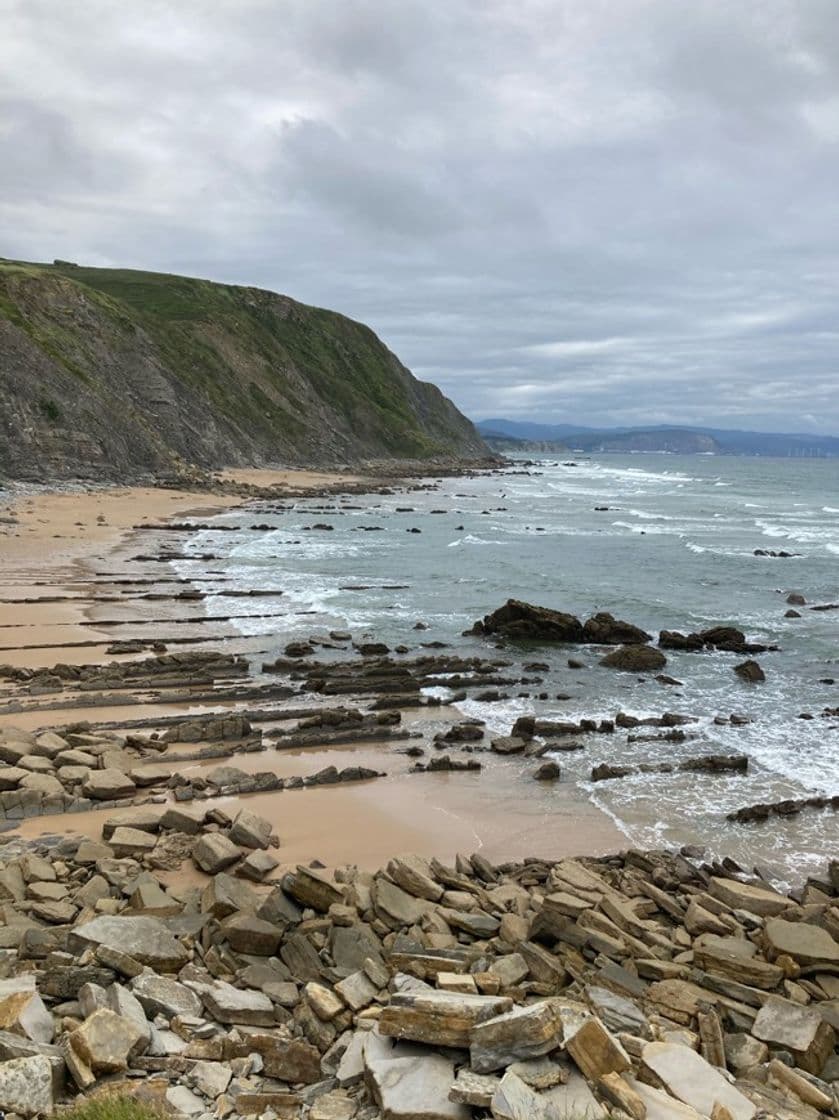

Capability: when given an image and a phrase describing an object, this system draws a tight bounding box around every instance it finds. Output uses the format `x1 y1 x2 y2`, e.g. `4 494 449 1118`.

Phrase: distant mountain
480 430 571 454
0 259 491 482
477 419 839 457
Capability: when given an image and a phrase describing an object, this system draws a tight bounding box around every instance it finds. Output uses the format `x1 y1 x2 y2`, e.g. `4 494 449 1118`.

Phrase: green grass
58 1098 165 1120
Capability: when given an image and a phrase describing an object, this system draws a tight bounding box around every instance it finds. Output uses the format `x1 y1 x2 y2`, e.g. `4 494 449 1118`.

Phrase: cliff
0 259 490 481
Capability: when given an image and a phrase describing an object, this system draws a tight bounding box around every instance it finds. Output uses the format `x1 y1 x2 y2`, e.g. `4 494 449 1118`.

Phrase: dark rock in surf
600 645 667 672
734 660 765 683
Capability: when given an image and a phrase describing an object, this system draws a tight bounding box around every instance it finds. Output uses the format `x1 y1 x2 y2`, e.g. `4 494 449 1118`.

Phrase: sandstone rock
69 915 189 972
0 979 54 1043
564 1014 631 1081
159 805 205 833
450 1068 500 1107
220 913 279 956
192 832 242 873
365 1037 468 1120
763 917 839 967
488 952 529 988
379 990 512 1048
229 807 273 849
166 1085 205 1115
83 768 137 799
238 848 279 881
334 969 378 1012
597 1071 647 1120
261 1036 323 1083
284 864 345 911
490 1069 544 1119
708 875 791 917
70 1007 147 1072
751 994 836 1074
470 1000 563 1072
387 854 444 902
694 935 784 989
0 1054 54 1117
374 876 433 927
490 736 526 755
110 826 158 858
201 871 259 918
642 1041 756 1120
194 979 275 1025
131 973 202 1019
189 1058 232 1098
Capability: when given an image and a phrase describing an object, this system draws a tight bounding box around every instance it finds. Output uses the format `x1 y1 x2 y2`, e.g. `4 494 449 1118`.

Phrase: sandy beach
0 472 626 870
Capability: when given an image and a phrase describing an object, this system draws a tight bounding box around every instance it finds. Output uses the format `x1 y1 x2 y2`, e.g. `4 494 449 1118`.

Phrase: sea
178 454 839 884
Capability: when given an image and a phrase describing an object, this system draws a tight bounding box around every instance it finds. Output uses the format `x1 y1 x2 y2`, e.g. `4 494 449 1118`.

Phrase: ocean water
178 454 839 882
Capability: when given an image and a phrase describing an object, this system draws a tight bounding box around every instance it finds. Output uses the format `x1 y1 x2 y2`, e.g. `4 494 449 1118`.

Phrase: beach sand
0 472 628 870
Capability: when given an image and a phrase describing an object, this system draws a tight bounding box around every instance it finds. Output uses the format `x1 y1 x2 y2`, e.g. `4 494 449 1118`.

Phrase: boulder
386 854 444 902
734 660 765 683
69 915 189 972
379 990 512 1048
642 1040 756 1120
564 1015 631 1081
0 979 54 1043
600 645 667 672
0 1055 54 1117
193 833 242 873
470 599 585 643
751 994 836 1074
582 611 652 645
283 865 345 912
69 1008 147 1073
83 768 137 799
708 876 791 918
470 1001 563 1072
222 913 282 956
229 807 273 850
194 979 275 1026
131 974 202 1019
763 917 839 967
109 826 158 858
365 1035 468 1120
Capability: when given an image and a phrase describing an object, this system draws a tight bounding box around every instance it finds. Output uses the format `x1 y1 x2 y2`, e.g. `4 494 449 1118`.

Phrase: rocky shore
2 469 838 1117
0 822 838 1120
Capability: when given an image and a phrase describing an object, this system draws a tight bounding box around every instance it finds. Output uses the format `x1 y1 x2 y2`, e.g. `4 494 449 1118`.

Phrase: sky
2 1 839 433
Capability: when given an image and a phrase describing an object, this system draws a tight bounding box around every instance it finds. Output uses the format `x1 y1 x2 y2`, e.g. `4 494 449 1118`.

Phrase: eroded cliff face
0 260 489 481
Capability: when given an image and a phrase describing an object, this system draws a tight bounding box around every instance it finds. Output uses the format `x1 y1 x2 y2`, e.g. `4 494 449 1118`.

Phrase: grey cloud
1 0 838 432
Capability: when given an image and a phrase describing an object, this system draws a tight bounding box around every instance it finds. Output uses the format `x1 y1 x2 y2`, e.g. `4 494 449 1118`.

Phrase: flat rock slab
642 1040 756 1120
763 917 839 968
192 979 275 1026
366 1048 469 1120
69 915 189 972
708 876 792 918
379 990 512 1048
131 974 202 1019
470 1000 563 1072
752 994 837 1074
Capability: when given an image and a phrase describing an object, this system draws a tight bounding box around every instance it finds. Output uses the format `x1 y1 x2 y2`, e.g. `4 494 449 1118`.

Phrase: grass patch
38 398 62 423
58 1099 165 1120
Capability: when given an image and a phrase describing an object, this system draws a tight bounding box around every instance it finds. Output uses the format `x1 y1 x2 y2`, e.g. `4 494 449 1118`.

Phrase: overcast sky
2 1 839 432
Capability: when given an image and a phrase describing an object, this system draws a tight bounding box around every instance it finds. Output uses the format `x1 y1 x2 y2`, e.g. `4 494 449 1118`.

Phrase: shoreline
0 469 629 871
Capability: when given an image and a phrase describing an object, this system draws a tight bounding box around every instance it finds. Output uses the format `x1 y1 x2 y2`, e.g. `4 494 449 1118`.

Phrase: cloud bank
2 0 838 431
